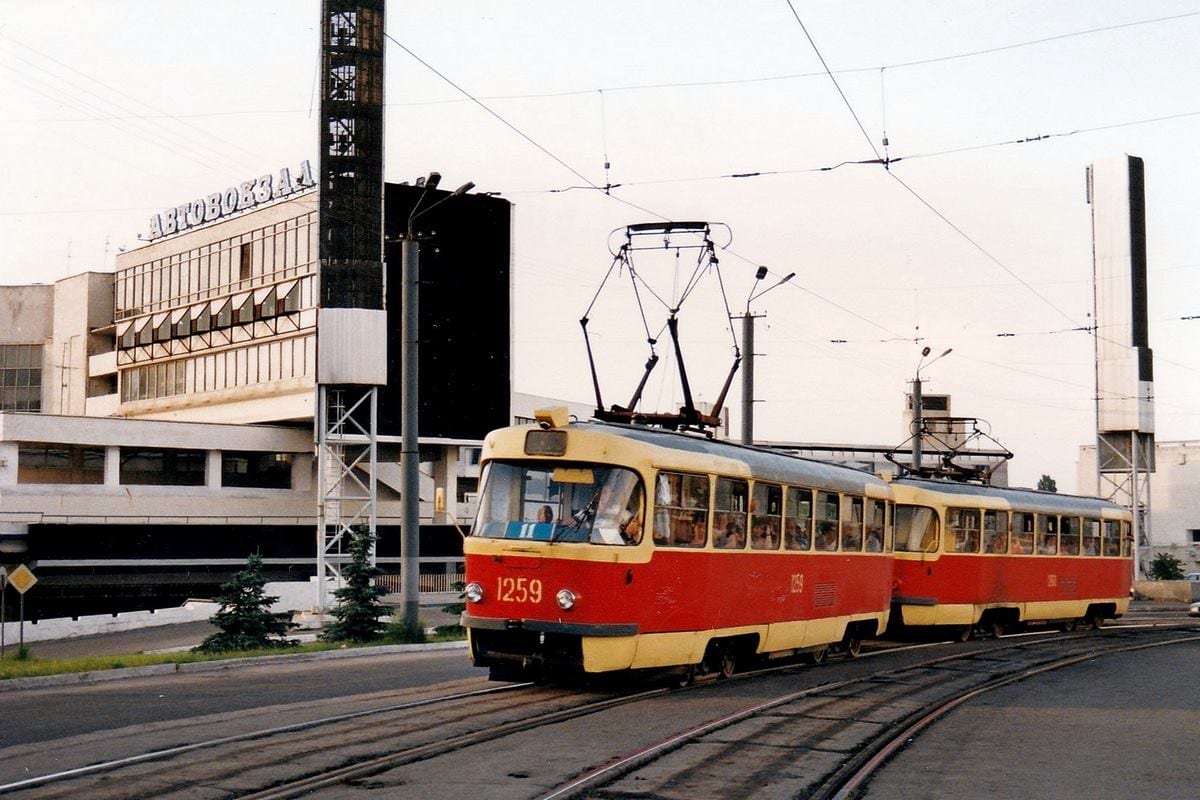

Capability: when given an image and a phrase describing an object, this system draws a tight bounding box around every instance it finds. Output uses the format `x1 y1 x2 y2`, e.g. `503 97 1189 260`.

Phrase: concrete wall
1130 580 1199 603
0 578 337 644
0 284 53 344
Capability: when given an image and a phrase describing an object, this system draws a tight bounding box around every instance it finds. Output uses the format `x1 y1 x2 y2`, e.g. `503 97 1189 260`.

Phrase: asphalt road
0 647 479 750
862 637 1200 799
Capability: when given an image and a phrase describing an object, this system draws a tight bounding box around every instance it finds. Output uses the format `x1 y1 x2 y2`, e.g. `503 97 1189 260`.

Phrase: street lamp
911 346 952 474
740 268 795 445
399 174 474 630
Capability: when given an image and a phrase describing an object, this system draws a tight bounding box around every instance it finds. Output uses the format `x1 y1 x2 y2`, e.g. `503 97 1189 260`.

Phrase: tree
1037 474 1058 493
195 553 297 653
1149 552 1186 581
321 525 390 643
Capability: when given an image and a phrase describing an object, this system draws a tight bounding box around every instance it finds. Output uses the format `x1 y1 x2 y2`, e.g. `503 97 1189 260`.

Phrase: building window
239 243 252 282
119 447 205 486
221 452 293 489
1191 529 1200 545
0 344 42 411
18 443 104 484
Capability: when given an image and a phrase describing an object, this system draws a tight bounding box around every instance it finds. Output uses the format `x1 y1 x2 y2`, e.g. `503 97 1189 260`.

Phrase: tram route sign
7 564 36 595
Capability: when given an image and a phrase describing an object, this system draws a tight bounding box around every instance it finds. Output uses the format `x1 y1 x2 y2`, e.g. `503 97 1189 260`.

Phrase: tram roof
892 477 1126 515
576 421 888 493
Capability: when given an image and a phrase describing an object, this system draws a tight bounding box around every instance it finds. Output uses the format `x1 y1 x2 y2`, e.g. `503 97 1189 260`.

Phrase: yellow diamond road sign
7 564 36 595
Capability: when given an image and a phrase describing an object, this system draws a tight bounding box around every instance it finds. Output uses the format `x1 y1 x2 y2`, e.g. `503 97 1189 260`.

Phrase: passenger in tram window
750 521 776 550
667 510 692 546
1082 519 1101 556
785 518 811 551
1010 512 1034 554
687 515 707 547
716 520 745 549
537 505 554 524
1037 537 1057 555
865 526 883 552
864 499 885 552
815 521 838 551
983 510 1008 554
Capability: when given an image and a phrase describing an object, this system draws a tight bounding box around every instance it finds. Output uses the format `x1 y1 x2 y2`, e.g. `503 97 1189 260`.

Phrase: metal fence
375 572 464 594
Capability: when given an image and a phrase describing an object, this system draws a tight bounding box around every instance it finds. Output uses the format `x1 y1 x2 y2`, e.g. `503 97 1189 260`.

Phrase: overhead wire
1 34 270 178
778 4 1200 412
382 31 668 223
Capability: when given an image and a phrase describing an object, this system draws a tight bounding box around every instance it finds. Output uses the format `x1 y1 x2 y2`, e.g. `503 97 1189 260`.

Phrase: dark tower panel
319 1 386 310
382 184 512 439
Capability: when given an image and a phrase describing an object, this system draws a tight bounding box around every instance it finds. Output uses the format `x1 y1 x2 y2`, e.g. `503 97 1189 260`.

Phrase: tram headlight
465 582 484 603
555 588 577 611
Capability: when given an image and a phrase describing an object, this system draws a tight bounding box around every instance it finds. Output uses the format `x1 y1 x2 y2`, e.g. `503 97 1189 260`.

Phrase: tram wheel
717 650 737 680
958 625 973 642
1060 619 1078 633
990 619 1006 639
806 647 828 665
672 665 697 688
844 636 863 658
1086 612 1105 630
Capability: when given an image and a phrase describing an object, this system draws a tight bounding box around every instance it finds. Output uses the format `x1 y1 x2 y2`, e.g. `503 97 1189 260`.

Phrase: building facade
0 178 512 619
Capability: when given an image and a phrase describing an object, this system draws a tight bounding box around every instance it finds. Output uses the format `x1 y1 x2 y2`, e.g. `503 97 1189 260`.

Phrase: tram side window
815 491 840 551
1060 516 1081 556
750 482 783 550
1102 520 1121 556
840 495 864 551
1011 512 1035 554
1082 519 1102 556
784 487 813 551
983 510 1008 554
946 507 981 554
655 471 710 548
894 505 938 553
864 498 886 552
1121 521 1133 558
1036 514 1058 555
713 477 749 549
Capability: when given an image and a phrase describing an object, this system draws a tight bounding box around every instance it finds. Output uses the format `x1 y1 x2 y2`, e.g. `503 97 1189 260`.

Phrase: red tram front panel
464 547 892 672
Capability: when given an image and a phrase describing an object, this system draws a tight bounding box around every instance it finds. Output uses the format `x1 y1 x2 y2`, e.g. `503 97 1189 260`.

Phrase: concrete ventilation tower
315 1 387 611
1087 155 1155 578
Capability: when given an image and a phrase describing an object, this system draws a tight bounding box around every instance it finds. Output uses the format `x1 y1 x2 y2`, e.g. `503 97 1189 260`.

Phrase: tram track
539 626 1200 800
0 680 664 799
3 624 1195 799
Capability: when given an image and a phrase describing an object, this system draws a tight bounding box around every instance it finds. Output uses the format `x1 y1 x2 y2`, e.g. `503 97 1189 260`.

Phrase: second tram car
890 478 1133 638
462 411 895 680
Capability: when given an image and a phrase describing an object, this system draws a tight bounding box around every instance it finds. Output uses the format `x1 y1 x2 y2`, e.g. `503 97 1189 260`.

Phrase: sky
1 1 1198 493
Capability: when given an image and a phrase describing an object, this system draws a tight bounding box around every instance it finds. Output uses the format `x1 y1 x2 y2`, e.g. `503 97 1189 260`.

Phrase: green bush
320 526 390 644
1149 552 1186 581
195 553 298 653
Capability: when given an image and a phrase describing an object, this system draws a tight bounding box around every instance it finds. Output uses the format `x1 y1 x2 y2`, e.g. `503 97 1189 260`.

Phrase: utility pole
740 311 763 445
400 177 474 630
911 347 952 476
739 268 793 445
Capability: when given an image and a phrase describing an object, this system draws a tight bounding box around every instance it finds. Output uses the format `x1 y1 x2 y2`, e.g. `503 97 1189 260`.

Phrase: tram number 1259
498 577 543 604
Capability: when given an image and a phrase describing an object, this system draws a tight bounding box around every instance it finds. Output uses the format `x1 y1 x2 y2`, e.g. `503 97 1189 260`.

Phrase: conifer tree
195 552 297 653
321 525 390 643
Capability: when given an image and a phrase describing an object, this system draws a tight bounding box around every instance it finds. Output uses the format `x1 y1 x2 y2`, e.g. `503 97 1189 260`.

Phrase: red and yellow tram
890 478 1133 638
462 410 895 679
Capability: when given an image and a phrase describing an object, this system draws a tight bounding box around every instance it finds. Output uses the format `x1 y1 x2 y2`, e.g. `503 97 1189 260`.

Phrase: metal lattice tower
315 1 387 610
1088 155 1155 579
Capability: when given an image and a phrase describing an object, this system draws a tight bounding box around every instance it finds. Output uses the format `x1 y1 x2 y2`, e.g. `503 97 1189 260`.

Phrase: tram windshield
472 461 644 545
